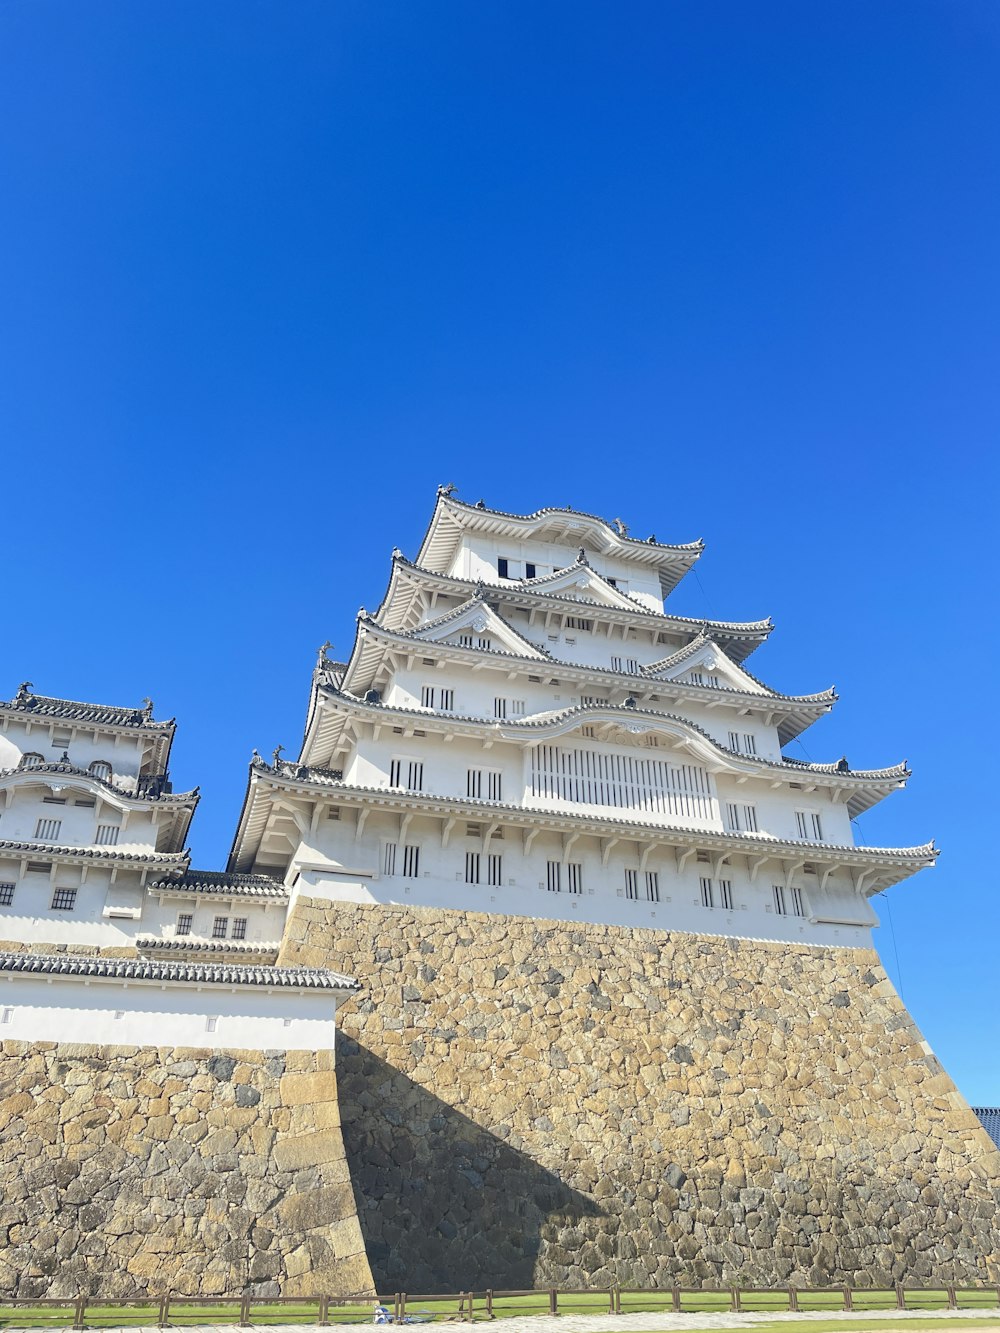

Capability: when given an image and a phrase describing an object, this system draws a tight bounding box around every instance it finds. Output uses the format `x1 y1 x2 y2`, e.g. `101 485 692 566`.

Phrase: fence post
843 1286 853 1312
672 1286 681 1313
607 1288 614 1316
947 1286 957 1311
788 1288 798 1312
159 1292 171 1328
896 1284 906 1310
549 1288 558 1316
468 1291 475 1323
318 1295 330 1326
399 1293 406 1323
730 1289 741 1313
486 1290 494 1320
72 1295 86 1330
238 1292 251 1327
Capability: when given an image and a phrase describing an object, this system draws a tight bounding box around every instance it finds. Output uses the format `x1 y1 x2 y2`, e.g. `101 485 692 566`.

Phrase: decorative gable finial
473 580 486 601
141 697 154 717
475 499 486 509
612 517 628 537
60 751 70 764
15 681 32 704
578 547 587 563
251 748 264 767
272 744 285 769
357 606 367 620
436 482 456 497
391 547 403 561
837 756 850 773
647 534 657 544
316 640 333 668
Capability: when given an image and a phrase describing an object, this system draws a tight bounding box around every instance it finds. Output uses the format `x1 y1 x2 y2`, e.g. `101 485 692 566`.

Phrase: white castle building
0 685 356 1050
227 488 936 948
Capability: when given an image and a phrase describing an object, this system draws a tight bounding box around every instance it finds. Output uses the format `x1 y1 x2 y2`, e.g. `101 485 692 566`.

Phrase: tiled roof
0 838 183 864
148 869 288 899
254 765 936 864
973 1108 1000 1151
136 938 281 959
0 948 357 990
1 687 172 730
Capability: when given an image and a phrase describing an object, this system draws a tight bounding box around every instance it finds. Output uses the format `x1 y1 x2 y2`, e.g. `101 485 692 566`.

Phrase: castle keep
1 489 998 1294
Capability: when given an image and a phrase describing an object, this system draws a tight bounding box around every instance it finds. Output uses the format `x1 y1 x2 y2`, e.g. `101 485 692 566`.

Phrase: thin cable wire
877 890 905 999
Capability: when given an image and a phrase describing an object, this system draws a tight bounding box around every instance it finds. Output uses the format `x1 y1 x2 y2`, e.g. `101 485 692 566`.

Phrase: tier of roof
301 687 899 817
378 555 772 660
417 490 703 597
147 869 288 900
0 761 198 806
1 684 173 732
0 948 357 992
230 761 935 893
0 838 186 867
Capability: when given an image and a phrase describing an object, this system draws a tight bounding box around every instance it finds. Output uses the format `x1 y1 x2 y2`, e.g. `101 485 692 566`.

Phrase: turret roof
148 869 287 899
0 684 173 731
0 761 198 806
0 838 185 866
417 490 703 597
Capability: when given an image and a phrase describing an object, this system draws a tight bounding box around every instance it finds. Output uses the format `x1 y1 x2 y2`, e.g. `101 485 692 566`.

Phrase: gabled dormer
645 633 768 694
411 596 551 661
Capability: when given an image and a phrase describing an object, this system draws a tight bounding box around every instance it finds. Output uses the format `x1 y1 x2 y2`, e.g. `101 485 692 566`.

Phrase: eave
0 839 188 871
229 764 936 896
376 557 771 661
415 492 703 597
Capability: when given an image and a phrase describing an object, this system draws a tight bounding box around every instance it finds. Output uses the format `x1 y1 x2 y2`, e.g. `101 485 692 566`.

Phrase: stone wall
281 898 1000 1292
0 1041 374 1298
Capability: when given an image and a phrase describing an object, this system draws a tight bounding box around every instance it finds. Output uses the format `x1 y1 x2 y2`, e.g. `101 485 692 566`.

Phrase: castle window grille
689 671 705 686
719 879 734 911
700 877 714 908
51 888 77 911
1 1007 12 1024
611 656 639 673
19 752 44 770
440 689 454 711
743 804 758 833
89 760 112 781
232 917 248 940
529 744 713 820
494 697 507 719
477 637 491 650
467 768 482 798
546 861 561 893
811 813 823 841
95 824 120 846
725 801 740 831
465 852 480 885
795 810 822 841
773 885 787 916
645 871 660 902
383 843 397 876
420 685 435 708
487 853 502 886
390 759 423 791
624 869 638 900
459 634 474 647
34 818 61 841
43 796 66 805
212 916 229 939
728 731 740 752
565 617 592 631
707 674 720 688
566 863 583 895
790 886 804 917
0 883 14 907
176 913 193 936
402 845 420 878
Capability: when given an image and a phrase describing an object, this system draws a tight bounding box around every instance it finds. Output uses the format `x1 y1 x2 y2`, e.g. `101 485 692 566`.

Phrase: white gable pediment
413 600 550 660
526 561 641 610
645 637 765 695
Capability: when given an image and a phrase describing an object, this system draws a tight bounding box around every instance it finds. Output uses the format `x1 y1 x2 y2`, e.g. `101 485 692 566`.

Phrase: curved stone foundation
280 899 1000 1292
0 1041 374 1298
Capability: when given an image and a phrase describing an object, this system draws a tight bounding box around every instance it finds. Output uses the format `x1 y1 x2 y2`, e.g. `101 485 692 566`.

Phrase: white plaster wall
0 718 148 778
287 810 876 948
0 974 336 1051
0 781 160 845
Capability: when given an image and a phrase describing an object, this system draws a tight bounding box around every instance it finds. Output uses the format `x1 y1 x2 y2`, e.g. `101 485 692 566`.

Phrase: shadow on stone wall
336 1037 600 1293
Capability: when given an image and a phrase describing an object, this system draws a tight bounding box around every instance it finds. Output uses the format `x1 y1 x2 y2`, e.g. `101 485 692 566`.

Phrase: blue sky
2 3 997 1098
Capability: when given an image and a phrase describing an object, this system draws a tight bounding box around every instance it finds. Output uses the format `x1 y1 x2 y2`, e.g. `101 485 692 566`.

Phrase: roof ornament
577 547 587 563
612 518 628 537
272 744 285 769
647 534 657 544
357 606 367 619
473 580 486 601
251 748 265 768
141 697 154 717
836 756 850 773
624 695 637 709
60 751 70 764
316 640 333 668
475 499 486 509
436 482 456 497
391 546 404 561
14 682 32 704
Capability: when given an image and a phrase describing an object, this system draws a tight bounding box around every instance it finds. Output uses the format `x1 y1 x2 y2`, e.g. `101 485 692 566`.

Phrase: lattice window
51 888 77 911
212 916 229 939
176 913 193 936
530 745 713 819
34 818 62 841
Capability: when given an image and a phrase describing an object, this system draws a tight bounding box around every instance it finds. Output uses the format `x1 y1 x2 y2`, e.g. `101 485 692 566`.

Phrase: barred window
546 860 561 893
645 871 660 903
402 845 420 878
51 888 77 911
19 752 44 770
212 916 229 939
700 876 714 908
0 883 14 907
465 852 480 885
89 760 112 781
390 759 424 790
773 885 787 916
719 879 734 911
95 824 120 846
382 843 397 876
232 918 248 940
624 868 638 900
566 863 583 895
176 913 193 936
790 886 804 917
34 818 62 841
487 853 502 887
